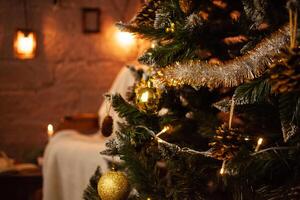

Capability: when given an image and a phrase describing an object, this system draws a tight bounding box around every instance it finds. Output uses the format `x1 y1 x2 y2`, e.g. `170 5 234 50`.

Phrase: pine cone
269 47 300 93
209 124 244 160
131 0 164 27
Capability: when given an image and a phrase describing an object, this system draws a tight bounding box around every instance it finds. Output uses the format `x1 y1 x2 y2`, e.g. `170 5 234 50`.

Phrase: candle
255 138 263 152
47 124 54 139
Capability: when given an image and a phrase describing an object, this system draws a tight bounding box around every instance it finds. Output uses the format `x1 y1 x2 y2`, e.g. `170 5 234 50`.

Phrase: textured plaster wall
0 0 141 161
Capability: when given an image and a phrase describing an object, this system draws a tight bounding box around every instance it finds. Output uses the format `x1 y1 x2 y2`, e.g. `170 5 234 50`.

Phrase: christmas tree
84 0 300 199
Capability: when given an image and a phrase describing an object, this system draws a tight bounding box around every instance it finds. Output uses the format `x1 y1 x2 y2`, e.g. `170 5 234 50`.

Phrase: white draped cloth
43 67 135 200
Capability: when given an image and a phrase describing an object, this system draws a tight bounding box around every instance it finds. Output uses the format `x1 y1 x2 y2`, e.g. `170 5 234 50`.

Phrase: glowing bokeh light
115 30 135 47
140 91 149 102
14 30 37 59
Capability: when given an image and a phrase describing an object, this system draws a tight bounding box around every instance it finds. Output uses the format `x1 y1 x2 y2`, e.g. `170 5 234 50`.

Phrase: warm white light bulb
162 126 170 133
255 137 264 152
220 160 226 175
18 34 34 53
115 31 135 47
151 42 157 48
156 125 171 137
220 167 225 175
140 91 149 102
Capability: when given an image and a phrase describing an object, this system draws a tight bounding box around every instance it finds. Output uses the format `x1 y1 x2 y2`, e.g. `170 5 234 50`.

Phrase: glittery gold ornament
135 80 161 112
165 22 175 33
179 0 195 14
97 171 130 200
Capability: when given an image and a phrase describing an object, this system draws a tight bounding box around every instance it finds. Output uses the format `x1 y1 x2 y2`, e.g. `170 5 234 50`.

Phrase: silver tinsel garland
153 24 290 89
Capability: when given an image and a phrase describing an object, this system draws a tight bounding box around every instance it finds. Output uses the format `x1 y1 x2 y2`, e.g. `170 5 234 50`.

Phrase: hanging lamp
14 0 37 59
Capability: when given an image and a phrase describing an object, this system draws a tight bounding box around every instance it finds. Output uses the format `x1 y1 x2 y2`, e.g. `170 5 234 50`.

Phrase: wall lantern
14 29 37 59
14 0 37 59
115 30 136 48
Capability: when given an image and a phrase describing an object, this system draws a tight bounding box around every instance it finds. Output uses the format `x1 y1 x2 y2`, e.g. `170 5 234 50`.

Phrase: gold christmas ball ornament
97 171 130 200
135 80 161 113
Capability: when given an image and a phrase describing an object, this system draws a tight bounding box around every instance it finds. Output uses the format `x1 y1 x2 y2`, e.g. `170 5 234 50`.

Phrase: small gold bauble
97 171 130 200
135 84 161 113
165 22 175 33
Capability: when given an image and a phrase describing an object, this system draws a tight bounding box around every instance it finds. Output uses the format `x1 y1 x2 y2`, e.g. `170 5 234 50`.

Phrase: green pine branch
117 23 169 40
111 94 159 127
278 93 300 142
139 40 196 67
83 167 101 200
234 77 272 105
115 125 166 199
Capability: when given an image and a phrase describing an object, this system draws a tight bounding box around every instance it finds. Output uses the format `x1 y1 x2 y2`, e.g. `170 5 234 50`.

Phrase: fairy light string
134 89 298 176
133 6 300 166
136 125 212 157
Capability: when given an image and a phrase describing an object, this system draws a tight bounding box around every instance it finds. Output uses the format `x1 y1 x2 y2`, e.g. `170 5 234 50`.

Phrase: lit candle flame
47 124 54 138
255 138 263 152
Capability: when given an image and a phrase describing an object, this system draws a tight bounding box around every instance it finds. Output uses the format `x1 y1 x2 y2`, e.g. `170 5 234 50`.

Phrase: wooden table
0 169 43 200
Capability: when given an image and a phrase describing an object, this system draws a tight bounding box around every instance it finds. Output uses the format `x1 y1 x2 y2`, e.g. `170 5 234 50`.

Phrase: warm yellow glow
151 42 157 48
115 30 135 47
156 125 171 137
47 124 54 138
14 30 37 59
220 167 225 175
157 138 163 143
255 138 264 152
220 160 226 175
162 126 170 133
140 91 149 102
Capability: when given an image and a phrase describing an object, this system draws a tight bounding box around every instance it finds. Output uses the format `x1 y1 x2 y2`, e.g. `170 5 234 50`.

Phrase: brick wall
0 0 141 161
